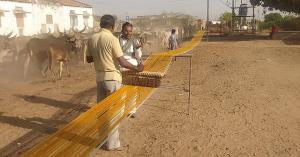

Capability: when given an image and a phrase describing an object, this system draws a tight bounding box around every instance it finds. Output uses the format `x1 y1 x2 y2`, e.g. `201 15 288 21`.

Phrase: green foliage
219 12 232 24
259 13 300 31
264 13 283 23
263 13 283 28
259 13 282 30
251 0 300 14
281 16 300 31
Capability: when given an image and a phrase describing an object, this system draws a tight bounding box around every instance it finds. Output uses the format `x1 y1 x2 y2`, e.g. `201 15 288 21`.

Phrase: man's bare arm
117 56 144 72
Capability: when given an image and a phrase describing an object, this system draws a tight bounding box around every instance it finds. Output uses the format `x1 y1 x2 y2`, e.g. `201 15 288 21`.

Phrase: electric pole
206 0 209 41
231 0 235 31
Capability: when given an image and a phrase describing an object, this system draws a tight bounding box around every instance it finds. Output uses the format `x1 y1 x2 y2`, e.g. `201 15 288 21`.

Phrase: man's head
171 29 176 34
100 15 115 31
121 22 133 39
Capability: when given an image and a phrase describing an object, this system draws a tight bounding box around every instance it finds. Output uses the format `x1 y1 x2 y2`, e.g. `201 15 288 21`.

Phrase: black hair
122 22 133 31
100 15 115 28
171 29 176 34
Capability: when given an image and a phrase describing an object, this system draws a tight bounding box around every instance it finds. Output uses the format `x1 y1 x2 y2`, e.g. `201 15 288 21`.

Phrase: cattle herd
0 26 189 82
0 27 91 81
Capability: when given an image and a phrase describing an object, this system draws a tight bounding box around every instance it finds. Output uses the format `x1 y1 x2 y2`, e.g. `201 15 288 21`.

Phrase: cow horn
9 33 17 39
67 28 75 38
79 25 86 33
73 25 86 33
70 27 75 33
57 27 64 36
68 33 75 38
57 29 63 38
5 31 13 38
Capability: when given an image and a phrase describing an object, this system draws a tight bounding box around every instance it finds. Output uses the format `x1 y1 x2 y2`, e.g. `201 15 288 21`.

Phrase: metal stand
173 54 192 115
145 54 192 116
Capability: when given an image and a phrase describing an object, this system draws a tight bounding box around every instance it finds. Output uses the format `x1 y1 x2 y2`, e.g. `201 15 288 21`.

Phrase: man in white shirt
119 22 143 118
119 22 142 66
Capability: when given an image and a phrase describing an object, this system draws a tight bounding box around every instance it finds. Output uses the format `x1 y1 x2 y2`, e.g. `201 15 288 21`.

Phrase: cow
24 37 53 78
0 32 16 63
24 28 84 81
71 27 93 64
73 34 89 64
138 31 153 46
159 31 170 48
48 42 71 81
11 36 32 61
0 49 12 63
1 31 52 64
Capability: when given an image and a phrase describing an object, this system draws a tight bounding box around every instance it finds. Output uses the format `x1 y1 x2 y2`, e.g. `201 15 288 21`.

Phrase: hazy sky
81 0 234 20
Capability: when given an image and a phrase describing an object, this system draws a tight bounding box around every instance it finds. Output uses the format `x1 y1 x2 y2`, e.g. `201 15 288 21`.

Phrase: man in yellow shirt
86 15 144 151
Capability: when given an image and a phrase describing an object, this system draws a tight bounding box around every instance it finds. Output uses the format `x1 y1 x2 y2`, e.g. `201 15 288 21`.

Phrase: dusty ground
0 35 300 157
94 36 300 157
0 61 98 156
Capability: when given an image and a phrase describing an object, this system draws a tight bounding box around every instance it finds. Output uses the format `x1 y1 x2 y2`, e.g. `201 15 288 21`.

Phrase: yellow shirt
86 28 123 82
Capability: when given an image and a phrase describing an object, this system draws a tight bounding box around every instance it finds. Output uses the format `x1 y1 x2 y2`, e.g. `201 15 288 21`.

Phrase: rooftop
4 0 92 8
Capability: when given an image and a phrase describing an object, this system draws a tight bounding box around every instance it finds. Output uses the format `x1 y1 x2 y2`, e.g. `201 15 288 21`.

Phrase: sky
80 0 236 20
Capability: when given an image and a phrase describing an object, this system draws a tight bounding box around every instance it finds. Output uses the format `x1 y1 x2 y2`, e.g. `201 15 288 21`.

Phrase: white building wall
0 1 33 36
0 1 93 36
62 6 93 30
32 3 63 34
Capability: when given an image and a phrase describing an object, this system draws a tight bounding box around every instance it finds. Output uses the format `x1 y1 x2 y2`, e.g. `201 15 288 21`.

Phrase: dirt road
0 36 299 157
95 37 300 157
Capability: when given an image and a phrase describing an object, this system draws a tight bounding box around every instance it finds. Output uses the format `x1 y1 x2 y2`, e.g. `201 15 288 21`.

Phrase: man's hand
86 56 93 63
132 52 136 58
136 44 143 49
118 56 144 72
133 51 142 60
136 63 144 72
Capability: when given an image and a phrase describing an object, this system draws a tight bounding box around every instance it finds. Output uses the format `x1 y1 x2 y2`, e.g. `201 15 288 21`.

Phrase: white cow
0 49 13 63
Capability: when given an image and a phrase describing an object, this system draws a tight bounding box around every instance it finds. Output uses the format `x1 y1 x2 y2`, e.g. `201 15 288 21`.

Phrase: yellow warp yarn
22 31 204 157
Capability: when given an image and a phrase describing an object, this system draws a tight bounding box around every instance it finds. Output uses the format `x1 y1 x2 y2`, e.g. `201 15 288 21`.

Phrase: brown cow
24 37 53 79
48 43 71 81
24 27 84 81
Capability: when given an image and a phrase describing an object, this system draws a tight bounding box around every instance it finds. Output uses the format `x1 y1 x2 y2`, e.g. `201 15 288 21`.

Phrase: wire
218 0 232 8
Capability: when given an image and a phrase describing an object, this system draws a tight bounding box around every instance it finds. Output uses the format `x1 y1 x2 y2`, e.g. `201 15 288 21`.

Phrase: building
211 20 221 25
0 0 93 36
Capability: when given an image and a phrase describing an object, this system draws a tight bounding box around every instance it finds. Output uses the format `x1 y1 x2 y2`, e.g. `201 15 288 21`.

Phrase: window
84 17 89 26
83 17 88 26
83 11 89 26
18 28 23 36
16 13 24 28
41 24 47 33
0 13 2 27
70 10 78 27
70 15 78 27
0 11 4 27
46 15 53 24
15 7 23 13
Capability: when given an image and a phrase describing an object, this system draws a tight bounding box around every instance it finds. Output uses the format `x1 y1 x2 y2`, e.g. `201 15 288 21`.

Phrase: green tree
281 16 300 31
219 12 232 27
264 13 283 25
259 13 283 30
251 0 300 14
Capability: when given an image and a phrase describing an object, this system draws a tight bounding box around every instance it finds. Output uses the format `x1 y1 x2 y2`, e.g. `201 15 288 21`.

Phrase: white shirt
119 37 142 66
